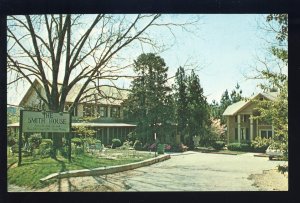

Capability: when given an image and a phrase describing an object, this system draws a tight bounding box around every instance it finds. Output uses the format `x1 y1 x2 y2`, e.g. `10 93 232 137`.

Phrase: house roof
19 78 130 106
222 100 249 116
64 82 129 105
222 92 278 116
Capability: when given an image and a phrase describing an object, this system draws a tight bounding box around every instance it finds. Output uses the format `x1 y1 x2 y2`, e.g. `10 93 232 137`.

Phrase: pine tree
125 53 173 144
186 70 210 148
230 83 243 103
173 66 188 143
219 89 231 124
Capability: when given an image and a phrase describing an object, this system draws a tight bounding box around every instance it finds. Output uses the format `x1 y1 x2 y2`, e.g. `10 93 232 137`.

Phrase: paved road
8 151 287 192
108 151 286 191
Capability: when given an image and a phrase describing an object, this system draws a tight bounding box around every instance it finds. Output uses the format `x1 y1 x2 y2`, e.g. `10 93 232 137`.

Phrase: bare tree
7 14 200 113
7 14 200 156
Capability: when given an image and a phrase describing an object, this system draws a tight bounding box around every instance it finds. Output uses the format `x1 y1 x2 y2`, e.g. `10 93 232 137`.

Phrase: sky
7 14 279 106
159 14 271 103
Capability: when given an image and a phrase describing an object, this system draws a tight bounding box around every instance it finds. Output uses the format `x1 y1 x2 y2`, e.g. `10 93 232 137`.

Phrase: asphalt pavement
90 151 287 191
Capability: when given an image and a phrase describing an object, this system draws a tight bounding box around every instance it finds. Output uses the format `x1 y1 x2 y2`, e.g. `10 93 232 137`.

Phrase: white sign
22 111 70 133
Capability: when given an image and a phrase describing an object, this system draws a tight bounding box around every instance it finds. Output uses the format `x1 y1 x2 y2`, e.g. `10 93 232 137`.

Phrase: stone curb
40 154 170 182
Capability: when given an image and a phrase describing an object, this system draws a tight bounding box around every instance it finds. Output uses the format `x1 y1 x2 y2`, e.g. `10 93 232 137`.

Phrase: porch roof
72 122 136 127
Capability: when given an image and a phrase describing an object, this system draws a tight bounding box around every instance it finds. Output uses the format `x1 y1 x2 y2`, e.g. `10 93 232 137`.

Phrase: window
235 128 238 140
64 104 78 116
240 115 249 123
260 130 272 139
97 106 108 117
83 104 95 117
235 115 249 123
70 106 78 117
111 106 120 118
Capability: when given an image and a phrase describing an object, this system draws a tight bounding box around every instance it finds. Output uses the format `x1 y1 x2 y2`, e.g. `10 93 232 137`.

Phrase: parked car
266 145 284 160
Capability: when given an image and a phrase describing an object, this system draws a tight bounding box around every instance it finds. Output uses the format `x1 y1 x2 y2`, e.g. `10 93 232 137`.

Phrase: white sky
7 14 282 106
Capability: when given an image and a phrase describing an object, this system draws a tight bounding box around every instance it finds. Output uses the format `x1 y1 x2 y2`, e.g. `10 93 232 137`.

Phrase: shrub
29 133 42 149
164 144 172 152
149 143 157 151
83 137 97 145
227 143 242 151
8 136 17 147
172 144 188 152
251 136 272 153
111 138 122 149
75 146 84 155
39 139 53 158
240 143 252 151
11 144 19 154
212 141 225 150
157 144 165 154
41 139 53 146
72 137 83 146
228 143 253 152
133 140 143 151
127 131 137 143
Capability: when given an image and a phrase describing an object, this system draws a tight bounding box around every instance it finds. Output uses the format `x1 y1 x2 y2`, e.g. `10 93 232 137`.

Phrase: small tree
73 125 96 152
209 118 226 141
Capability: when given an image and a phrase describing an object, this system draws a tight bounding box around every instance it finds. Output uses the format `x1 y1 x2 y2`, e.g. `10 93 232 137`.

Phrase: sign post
68 113 72 162
18 110 71 166
18 110 23 166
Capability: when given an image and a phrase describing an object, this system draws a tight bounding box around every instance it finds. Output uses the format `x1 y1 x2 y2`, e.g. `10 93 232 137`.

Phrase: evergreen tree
173 66 188 143
210 100 221 120
186 70 210 148
230 83 243 103
218 84 243 124
124 53 173 144
219 89 231 124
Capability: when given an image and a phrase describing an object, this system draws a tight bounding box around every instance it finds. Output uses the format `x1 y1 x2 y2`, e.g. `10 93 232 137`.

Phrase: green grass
8 149 153 189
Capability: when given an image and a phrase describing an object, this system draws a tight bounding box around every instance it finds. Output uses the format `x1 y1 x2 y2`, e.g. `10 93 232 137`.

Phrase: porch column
227 116 230 145
107 106 111 118
107 127 110 144
250 117 253 141
237 115 241 143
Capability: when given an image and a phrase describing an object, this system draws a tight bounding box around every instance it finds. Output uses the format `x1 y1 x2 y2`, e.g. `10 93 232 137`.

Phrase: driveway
31 151 287 192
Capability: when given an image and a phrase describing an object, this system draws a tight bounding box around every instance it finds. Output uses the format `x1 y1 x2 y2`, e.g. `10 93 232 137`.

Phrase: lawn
7 149 153 189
